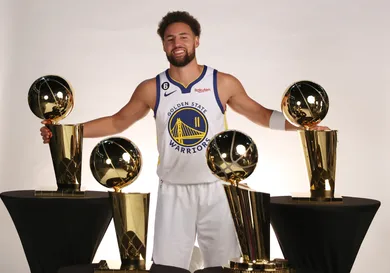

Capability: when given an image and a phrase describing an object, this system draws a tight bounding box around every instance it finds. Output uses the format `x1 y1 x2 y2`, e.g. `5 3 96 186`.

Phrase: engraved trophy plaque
281 80 341 202
28 75 84 197
90 137 150 272
206 130 294 272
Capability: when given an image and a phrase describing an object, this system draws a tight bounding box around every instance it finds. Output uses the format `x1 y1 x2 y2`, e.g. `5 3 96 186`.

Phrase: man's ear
195 36 200 48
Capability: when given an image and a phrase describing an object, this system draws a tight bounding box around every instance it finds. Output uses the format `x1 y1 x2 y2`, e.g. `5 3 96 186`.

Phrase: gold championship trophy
28 75 84 197
281 80 341 202
89 137 150 272
206 130 294 273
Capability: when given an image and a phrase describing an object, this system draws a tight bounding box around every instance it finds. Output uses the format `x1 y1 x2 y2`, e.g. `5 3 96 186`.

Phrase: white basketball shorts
151 180 241 270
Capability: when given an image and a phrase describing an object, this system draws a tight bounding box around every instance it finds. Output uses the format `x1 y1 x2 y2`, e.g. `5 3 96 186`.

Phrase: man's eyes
166 36 188 42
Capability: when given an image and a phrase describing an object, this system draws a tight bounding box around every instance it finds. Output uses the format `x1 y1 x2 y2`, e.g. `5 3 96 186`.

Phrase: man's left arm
219 73 299 131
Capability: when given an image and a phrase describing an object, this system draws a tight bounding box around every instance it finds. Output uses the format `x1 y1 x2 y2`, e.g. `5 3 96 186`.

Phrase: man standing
41 11 325 273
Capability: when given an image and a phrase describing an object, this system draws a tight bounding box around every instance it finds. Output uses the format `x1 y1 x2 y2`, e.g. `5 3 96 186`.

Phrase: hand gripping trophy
90 137 150 272
28 75 84 196
281 80 341 202
206 130 294 273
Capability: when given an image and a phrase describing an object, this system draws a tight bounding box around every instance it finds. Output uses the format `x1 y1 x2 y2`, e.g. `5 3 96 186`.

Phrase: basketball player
40 11 328 273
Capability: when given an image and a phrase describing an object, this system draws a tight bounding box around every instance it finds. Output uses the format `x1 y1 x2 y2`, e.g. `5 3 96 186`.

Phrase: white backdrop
0 0 389 272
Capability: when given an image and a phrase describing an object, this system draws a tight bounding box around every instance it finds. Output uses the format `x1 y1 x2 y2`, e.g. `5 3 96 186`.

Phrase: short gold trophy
28 75 84 197
281 80 341 202
90 137 150 272
206 130 294 273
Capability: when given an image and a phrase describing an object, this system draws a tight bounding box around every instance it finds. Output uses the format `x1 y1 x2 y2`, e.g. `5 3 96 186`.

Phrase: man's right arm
40 78 156 143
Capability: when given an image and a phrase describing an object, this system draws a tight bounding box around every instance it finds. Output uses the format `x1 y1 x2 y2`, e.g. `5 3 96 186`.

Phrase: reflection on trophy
90 137 150 272
206 130 294 272
28 75 84 196
281 80 341 202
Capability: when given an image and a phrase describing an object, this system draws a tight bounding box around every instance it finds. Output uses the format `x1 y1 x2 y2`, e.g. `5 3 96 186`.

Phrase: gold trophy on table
90 137 150 272
281 80 341 202
28 75 84 197
206 130 294 273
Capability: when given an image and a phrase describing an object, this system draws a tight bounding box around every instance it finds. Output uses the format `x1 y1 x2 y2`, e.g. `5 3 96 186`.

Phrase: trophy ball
28 75 74 123
281 80 329 129
90 137 142 192
206 130 258 185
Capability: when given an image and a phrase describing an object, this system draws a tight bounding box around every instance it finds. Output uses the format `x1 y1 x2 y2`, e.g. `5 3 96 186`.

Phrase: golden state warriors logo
169 107 208 146
167 104 210 154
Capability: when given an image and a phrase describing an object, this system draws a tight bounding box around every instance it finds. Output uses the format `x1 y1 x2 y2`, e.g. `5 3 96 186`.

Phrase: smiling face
163 22 199 67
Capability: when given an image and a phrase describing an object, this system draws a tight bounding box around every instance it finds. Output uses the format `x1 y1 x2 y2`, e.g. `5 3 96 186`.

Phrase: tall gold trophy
28 75 84 197
206 130 294 273
90 137 150 272
281 80 341 202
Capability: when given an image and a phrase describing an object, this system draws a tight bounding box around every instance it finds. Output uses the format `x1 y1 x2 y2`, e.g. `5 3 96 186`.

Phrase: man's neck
168 59 203 86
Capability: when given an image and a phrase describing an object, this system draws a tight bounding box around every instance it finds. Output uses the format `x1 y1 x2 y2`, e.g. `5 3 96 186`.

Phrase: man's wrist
269 110 286 131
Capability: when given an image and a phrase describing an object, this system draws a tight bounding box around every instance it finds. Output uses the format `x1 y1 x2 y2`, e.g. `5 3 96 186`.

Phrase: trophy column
46 123 83 192
206 130 294 273
109 192 150 271
299 129 338 201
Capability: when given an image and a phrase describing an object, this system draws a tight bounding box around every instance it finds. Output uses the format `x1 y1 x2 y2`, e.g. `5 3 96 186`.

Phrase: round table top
271 195 381 208
0 190 109 200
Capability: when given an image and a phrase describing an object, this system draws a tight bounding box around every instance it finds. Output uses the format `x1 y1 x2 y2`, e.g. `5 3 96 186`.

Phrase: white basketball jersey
154 65 227 184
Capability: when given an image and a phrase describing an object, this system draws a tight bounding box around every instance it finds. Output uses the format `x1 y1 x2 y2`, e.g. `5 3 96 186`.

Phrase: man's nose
174 37 182 47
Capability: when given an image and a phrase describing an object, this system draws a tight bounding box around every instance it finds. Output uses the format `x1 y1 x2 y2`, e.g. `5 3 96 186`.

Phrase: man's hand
40 120 53 144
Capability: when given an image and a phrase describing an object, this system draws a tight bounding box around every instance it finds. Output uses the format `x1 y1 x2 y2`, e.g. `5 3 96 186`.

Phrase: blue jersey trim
213 70 224 114
153 75 161 117
165 65 208 94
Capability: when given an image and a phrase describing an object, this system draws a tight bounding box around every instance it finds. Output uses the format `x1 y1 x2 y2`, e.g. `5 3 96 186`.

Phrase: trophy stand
90 137 150 272
95 192 150 273
224 183 294 273
281 80 343 203
34 123 84 197
28 75 85 197
293 129 342 202
206 130 295 273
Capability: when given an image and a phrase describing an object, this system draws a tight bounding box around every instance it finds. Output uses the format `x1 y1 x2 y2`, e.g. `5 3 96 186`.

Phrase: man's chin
169 59 189 67
167 54 195 67
172 61 188 67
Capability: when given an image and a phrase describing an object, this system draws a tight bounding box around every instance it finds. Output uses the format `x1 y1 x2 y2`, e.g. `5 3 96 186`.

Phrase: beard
166 47 196 67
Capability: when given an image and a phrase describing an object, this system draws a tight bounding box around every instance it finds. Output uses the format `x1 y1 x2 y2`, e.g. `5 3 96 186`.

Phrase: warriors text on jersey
154 65 227 184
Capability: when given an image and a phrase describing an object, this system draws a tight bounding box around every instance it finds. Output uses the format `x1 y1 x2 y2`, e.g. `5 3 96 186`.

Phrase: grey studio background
0 0 389 272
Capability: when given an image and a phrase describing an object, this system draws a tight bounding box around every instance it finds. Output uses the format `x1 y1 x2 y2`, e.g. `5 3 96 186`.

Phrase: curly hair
157 11 201 40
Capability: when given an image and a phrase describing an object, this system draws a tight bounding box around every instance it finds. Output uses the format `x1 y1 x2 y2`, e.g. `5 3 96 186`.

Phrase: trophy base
94 260 149 273
291 192 343 203
34 189 85 198
228 257 295 273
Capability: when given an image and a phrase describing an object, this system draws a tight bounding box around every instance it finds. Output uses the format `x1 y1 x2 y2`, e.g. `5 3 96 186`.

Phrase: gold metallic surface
90 137 149 271
107 192 150 271
90 137 142 192
206 130 258 186
224 184 270 262
35 124 84 196
206 130 294 272
229 257 295 272
28 75 84 196
281 81 328 129
28 75 74 124
281 80 342 202
297 129 341 202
